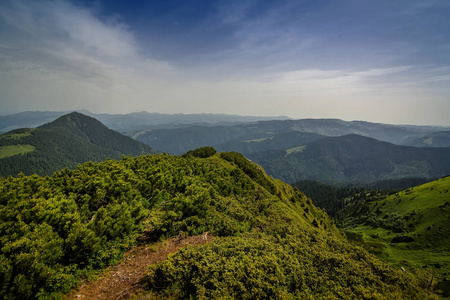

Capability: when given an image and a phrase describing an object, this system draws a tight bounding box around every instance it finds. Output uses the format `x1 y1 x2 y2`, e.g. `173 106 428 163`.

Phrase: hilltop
0 149 437 299
0 112 157 177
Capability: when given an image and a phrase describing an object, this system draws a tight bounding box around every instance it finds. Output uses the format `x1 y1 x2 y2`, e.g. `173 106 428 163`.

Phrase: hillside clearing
0 144 35 158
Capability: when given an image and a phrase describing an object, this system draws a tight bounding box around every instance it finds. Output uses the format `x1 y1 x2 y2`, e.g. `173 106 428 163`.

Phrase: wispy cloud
0 0 142 84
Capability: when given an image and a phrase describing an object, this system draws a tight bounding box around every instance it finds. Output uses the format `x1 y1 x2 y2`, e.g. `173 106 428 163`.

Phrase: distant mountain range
0 112 156 177
132 118 450 154
0 110 290 133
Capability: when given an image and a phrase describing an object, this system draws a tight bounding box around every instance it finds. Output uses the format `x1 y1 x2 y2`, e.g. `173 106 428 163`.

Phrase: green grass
243 136 273 143
0 129 34 140
0 144 36 158
343 177 450 297
286 145 306 155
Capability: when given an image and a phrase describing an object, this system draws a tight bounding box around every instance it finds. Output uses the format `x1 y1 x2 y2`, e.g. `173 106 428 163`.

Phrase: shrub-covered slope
0 150 437 299
0 112 157 177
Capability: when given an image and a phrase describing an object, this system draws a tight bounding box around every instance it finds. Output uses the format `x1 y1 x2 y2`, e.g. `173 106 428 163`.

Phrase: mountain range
132 118 450 154
130 119 450 186
2 112 450 186
0 110 289 133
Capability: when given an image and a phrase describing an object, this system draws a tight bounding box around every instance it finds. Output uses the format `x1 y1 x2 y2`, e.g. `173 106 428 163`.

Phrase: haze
1 0 450 126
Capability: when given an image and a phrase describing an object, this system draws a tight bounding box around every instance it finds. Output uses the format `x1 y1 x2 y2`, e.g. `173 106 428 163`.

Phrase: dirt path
64 233 213 300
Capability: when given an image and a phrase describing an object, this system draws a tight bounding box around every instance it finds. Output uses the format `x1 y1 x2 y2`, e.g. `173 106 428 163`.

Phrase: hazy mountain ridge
132 118 450 155
0 110 290 133
0 112 157 177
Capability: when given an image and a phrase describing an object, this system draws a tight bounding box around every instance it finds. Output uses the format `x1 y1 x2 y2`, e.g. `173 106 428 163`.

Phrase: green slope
0 112 157 177
0 150 438 299
340 177 450 297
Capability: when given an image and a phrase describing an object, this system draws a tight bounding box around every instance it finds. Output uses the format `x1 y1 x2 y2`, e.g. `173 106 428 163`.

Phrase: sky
0 0 450 125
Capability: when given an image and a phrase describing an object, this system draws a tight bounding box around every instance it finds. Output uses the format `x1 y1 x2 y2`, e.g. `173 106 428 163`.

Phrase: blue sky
1 0 450 125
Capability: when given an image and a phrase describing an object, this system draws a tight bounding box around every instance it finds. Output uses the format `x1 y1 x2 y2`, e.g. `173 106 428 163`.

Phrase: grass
0 129 33 140
0 144 36 158
343 177 450 297
286 145 306 155
243 137 273 143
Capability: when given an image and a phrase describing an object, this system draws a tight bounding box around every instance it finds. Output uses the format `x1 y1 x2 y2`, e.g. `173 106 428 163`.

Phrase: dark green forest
0 149 438 299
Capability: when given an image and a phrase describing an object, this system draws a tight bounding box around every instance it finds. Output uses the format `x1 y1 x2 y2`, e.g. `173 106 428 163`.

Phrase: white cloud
0 0 173 86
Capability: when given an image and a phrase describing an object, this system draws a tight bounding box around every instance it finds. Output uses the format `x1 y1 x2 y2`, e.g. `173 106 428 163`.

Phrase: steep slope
251 134 450 185
0 150 436 299
0 112 156 177
339 177 450 297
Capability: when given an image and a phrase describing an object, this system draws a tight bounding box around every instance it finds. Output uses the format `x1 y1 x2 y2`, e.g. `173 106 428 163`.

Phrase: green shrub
148 234 434 299
182 146 217 158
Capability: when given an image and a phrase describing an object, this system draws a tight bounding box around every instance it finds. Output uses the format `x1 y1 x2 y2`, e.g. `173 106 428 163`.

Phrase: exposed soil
64 233 213 300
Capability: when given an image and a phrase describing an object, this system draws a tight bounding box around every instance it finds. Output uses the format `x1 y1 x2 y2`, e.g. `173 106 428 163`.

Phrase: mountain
338 176 450 297
0 110 290 133
0 149 436 299
0 112 157 177
406 131 450 148
133 118 450 155
250 134 450 185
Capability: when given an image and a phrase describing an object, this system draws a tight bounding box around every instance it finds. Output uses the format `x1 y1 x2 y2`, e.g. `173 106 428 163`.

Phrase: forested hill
0 149 436 299
0 112 157 177
251 134 450 185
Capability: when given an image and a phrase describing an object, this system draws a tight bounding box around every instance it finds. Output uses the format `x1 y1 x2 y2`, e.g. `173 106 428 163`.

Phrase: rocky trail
64 233 213 299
